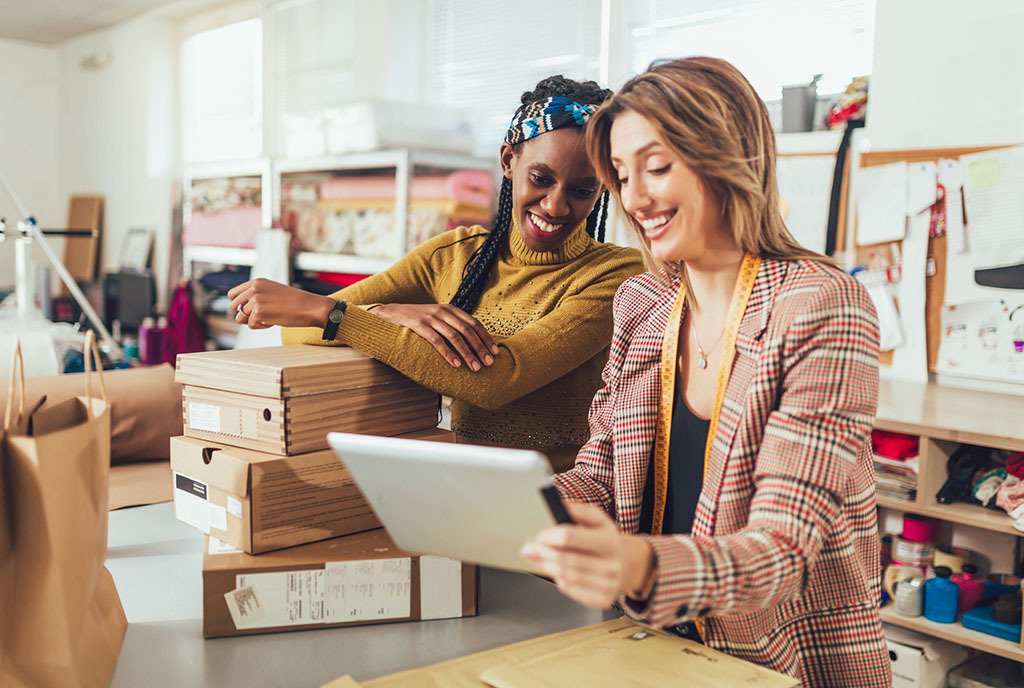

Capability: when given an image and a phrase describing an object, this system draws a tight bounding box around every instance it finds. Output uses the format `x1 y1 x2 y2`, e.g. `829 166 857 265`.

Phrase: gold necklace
690 318 726 370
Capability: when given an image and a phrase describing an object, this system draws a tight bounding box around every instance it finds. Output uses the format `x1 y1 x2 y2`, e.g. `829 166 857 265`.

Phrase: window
429 0 604 155
628 0 875 100
181 18 263 163
272 0 358 158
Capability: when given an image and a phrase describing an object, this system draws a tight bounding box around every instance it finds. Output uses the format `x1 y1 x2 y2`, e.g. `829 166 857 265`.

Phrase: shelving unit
276 148 495 277
875 378 1024 659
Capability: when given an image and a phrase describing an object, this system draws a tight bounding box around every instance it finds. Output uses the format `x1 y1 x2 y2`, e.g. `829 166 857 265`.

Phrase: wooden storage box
176 345 439 455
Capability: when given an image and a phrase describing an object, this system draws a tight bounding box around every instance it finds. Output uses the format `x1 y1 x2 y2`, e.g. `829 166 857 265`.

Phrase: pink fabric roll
901 514 934 543
183 207 262 248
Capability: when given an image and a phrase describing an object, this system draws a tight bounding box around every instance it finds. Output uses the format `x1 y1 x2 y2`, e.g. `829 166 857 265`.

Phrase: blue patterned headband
505 96 597 145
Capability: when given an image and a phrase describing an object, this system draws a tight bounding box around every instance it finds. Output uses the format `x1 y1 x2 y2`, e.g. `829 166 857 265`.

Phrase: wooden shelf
294 252 393 274
876 495 1022 537
877 379 1024 452
880 605 1024 663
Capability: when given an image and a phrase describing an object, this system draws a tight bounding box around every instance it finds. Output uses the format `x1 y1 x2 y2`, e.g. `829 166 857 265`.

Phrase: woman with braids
227 76 643 471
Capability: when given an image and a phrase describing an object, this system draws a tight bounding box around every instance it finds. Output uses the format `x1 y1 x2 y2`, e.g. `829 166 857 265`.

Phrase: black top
639 388 711 535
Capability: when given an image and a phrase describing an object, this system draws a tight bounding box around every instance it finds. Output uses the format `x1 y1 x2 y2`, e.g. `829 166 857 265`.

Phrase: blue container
924 566 959 624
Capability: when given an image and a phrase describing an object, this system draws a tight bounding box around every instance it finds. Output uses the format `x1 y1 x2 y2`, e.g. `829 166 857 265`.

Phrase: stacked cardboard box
203 528 477 638
170 345 477 637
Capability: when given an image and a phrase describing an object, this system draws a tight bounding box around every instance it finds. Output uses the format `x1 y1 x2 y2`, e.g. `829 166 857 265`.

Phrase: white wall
868 0 1024 307
56 13 179 307
0 39 59 290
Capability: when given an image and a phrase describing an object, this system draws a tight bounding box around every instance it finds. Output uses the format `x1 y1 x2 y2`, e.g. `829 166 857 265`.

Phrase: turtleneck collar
506 216 592 266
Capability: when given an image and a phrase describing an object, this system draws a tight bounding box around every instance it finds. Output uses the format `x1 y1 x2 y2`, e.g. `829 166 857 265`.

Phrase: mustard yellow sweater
282 222 643 469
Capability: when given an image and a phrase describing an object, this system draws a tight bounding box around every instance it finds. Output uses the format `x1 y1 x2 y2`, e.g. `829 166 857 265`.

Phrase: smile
638 210 676 239
528 212 565 234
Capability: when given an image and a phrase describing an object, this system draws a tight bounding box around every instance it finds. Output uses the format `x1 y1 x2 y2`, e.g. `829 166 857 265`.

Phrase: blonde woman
522 57 890 686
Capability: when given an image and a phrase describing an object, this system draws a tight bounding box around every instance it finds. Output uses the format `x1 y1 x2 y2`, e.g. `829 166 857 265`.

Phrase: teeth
530 213 563 233
640 213 674 230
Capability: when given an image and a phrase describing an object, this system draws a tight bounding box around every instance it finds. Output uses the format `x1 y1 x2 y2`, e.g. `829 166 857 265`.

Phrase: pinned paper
865 285 905 352
967 156 1002 189
857 162 908 245
938 159 966 253
906 161 937 215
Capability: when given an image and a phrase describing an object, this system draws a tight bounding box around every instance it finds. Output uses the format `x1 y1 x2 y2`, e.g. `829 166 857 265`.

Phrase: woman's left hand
521 502 655 610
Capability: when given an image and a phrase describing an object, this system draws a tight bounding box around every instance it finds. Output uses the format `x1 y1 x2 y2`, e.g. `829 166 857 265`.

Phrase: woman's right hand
371 304 499 371
227 279 335 330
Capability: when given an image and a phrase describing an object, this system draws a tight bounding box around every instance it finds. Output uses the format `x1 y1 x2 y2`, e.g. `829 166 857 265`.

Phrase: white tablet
327 432 571 572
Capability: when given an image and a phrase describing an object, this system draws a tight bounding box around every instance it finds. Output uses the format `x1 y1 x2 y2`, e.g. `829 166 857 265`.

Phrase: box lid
175 345 407 398
171 436 254 497
203 527 400 571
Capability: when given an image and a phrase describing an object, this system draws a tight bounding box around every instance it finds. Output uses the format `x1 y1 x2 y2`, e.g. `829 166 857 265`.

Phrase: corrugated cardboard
171 436 380 554
176 346 440 455
323 618 799 687
202 528 478 638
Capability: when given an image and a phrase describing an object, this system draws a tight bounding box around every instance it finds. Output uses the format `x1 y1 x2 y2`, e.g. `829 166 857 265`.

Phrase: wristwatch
321 299 347 341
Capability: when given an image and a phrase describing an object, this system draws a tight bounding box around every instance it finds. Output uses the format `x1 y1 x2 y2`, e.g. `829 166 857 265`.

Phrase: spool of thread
884 564 922 598
932 547 970 573
901 514 934 543
892 535 934 570
894 577 925 617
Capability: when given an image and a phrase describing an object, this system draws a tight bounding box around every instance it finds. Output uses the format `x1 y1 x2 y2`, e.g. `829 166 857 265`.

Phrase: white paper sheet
325 558 411 622
962 145 1024 269
231 569 327 629
905 161 938 215
776 155 835 253
419 556 463 620
937 300 1024 384
857 162 908 245
236 228 289 349
884 212 929 383
209 537 243 555
938 159 966 253
865 284 905 352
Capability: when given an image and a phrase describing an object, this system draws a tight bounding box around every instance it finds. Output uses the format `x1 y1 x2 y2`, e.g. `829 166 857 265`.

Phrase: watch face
329 309 344 324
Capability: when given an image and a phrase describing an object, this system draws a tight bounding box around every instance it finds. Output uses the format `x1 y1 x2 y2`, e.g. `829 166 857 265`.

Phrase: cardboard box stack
170 345 477 637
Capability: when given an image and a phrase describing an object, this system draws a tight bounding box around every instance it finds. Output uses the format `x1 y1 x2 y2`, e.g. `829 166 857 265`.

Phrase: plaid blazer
555 258 891 687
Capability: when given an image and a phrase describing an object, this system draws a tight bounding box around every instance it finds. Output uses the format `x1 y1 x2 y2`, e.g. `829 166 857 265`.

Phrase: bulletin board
855 145 1011 371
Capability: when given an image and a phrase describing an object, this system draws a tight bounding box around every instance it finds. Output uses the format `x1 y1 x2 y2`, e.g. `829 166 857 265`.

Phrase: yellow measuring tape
649 254 761 636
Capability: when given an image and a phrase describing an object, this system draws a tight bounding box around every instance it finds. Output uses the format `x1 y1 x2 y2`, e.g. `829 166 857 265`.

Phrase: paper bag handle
82 331 109 417
4 338 25 432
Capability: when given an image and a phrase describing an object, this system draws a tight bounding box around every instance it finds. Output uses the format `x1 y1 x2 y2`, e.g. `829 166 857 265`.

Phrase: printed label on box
209 503 228 532
227 496 243 519
174 472 209 533
325 558 411 622
233 570 326 629
188 402 221 433
224 586 266 629
209 537 243 555
419 556 463 620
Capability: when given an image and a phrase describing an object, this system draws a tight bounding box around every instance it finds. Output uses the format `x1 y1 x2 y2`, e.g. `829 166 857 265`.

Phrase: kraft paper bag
0 332 128 688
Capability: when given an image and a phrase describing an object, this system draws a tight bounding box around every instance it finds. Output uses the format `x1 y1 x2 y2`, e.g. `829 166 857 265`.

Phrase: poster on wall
937 300 1024 384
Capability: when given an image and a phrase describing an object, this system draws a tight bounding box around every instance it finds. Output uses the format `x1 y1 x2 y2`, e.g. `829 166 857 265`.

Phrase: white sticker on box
209 537 243 555
209 503 228 532
233 570 326 629
325 558 411 622
188 402 221 433
419 556 463 620
227 496 243 519
173 472 209 534
224 586 266 629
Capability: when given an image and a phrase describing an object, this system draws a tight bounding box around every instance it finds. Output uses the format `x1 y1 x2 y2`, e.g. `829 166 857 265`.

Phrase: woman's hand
227 279 335 330
371 303 499 371
520 502 655 610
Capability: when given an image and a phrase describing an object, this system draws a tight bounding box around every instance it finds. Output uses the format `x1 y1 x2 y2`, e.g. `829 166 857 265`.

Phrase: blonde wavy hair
585 56 831 281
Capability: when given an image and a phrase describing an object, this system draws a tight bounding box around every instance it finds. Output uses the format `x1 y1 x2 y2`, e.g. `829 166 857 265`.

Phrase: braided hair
449 76 613 313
